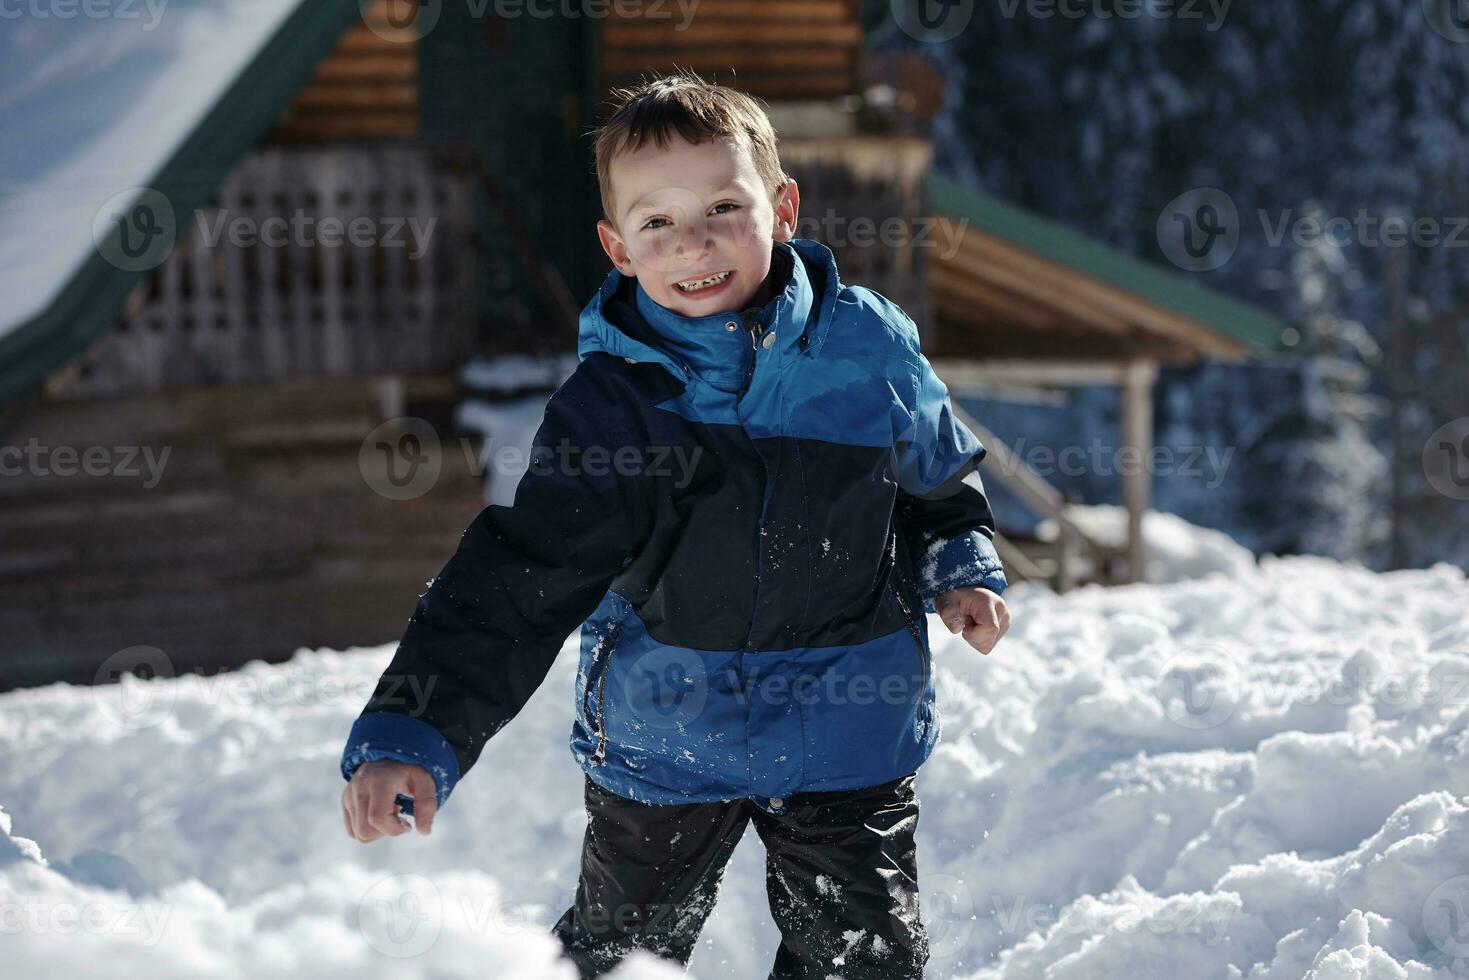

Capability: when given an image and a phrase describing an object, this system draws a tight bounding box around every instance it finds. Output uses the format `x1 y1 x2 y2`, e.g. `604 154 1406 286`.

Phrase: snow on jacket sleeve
340 368 653 809
893 347 1008 614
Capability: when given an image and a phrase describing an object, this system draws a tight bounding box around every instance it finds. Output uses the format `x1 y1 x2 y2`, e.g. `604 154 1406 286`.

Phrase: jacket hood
577 238 842 385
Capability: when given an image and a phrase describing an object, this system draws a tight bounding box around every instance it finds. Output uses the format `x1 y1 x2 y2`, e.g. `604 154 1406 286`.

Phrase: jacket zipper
887 532 929 696
587 620 623 766
743 310 761 392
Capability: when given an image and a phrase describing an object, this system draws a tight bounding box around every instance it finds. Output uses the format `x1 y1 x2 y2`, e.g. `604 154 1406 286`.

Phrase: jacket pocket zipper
887 530 929 698
890 574 929 698
586 620 623 766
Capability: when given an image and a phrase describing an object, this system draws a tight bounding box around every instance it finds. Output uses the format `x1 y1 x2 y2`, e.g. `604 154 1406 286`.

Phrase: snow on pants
549 770 929 979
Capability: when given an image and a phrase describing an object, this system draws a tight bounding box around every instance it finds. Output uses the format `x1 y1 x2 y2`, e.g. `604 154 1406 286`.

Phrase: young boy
340 71 1011 978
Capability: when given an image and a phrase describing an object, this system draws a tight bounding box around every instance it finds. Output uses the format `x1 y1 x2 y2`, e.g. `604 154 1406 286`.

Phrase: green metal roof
924 172 1293 357
0 1 364 405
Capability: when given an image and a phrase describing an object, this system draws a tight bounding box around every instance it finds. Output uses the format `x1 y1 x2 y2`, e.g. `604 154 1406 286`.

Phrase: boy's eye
641 203 739 230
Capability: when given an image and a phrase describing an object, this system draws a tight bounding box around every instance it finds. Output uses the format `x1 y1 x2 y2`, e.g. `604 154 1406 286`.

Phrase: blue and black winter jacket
341 238 1007 812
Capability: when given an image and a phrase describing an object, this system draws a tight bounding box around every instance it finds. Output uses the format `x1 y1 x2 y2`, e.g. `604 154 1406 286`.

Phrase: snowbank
1037 503 1260 584
3 526 1468 977
454 352 577 506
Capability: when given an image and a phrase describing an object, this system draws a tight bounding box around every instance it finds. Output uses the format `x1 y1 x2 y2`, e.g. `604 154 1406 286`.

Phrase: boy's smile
672 269 733 297
597 135 799 318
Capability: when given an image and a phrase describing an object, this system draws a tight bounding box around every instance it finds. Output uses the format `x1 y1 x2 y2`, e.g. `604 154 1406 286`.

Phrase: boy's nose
676 218 713 258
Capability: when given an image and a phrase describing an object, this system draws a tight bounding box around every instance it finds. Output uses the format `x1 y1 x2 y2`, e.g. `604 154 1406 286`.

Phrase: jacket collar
578 238 841 387
629 253 786 391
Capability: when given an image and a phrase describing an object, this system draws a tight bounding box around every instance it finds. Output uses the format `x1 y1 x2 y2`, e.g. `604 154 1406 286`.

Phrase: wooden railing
938 357 1157 589
49 142 481 399
952 403 1121 592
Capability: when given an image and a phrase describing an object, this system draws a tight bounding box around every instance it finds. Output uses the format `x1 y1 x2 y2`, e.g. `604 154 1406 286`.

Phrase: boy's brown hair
592 68 790 227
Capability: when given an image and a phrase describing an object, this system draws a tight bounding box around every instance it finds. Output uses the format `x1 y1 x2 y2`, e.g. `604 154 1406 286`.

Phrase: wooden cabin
0 0 1287 690
922 175 1290 588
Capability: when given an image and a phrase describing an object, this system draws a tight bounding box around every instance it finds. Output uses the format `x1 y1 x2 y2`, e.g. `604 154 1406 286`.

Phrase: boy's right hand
342 759 438 842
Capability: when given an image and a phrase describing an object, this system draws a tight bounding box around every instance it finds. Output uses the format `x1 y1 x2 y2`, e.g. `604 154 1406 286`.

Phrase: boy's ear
771 179 800 243
597 219 637 276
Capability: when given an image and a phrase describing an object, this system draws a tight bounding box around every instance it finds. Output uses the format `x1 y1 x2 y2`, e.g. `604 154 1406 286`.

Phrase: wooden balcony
47 142 482 400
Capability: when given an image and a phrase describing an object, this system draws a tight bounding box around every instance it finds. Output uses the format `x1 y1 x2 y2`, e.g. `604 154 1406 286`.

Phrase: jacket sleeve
340 370 652 809
893 349 1008 613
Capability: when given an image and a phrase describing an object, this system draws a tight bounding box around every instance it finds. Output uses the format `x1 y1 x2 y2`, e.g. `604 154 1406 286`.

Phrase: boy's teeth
676 271 730 292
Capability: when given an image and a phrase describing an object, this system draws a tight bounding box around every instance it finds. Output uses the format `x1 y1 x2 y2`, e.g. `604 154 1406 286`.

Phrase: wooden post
1056 528 1076 594
1120 358 1157 584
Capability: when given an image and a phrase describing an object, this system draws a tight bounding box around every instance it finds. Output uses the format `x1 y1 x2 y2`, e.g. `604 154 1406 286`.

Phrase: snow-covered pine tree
864 0 1469 569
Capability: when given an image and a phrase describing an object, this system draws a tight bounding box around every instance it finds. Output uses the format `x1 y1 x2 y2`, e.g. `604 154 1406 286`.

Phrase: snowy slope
2 520 1468 978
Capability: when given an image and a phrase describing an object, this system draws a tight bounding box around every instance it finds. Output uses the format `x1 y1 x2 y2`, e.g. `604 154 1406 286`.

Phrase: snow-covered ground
3 518 1469 979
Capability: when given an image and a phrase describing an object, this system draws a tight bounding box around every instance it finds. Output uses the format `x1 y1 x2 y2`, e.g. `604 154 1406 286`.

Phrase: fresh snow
3 517 1468 978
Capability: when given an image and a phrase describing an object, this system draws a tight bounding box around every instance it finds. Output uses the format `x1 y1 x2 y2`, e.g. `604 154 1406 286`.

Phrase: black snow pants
550 771 929 979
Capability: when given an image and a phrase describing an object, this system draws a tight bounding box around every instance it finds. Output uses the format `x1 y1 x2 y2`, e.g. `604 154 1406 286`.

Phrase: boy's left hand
935 587 1010 656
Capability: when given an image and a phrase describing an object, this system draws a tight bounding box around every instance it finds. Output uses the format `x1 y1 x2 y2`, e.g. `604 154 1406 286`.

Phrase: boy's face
597 135 799 317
